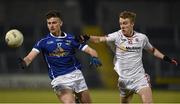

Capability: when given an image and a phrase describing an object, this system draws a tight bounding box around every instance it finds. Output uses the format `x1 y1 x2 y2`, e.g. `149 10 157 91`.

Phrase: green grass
0 89 180 103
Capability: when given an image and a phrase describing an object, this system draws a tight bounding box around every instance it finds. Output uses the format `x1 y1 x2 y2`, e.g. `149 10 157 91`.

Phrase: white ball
5 29 24 48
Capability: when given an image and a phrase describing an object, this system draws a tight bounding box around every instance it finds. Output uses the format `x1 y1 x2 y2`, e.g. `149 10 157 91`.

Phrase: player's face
47 17 62 36
119 18 134 37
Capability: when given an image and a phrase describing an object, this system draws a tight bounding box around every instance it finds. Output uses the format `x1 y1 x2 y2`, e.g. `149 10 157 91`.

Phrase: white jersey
106 30 153 79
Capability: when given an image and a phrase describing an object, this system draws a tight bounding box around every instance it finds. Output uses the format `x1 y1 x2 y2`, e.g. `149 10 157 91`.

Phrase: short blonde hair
119 11 136 23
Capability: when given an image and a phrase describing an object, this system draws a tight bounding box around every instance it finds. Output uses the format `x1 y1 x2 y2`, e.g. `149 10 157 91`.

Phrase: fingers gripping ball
90 57 102 67
5 29 24 48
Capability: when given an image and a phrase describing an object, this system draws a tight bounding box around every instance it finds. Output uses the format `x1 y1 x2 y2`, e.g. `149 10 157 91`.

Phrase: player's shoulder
111 30 120 34
134 31 148 39
64 32 75 39
37 33 51 44
108 30 120 37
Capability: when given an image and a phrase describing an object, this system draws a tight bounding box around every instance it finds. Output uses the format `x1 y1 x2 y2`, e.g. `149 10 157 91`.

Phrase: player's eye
47 22 51 25
52 21 57 24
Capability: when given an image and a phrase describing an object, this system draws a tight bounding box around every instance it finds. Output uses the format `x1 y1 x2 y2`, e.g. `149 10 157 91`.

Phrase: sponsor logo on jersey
117 43 141 52
49 47 69 57
126 46 141 52
118 43 127 51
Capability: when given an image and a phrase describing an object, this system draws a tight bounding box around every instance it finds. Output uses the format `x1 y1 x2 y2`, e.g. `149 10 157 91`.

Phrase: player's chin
122 30 127 34
50 30 56 34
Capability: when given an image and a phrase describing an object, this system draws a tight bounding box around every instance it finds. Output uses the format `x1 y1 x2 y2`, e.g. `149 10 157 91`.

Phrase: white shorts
51 69 88 94
118 74 151 97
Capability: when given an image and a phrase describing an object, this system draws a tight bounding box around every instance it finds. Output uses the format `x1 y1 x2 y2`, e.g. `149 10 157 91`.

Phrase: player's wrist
163 55 172 63
83 34 90 42
163 55 178 66
18 57 27 69
163 55 175 63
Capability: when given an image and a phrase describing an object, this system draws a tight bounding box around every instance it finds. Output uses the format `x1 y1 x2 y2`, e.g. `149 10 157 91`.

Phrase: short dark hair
119 11 136 23
46 10 62 20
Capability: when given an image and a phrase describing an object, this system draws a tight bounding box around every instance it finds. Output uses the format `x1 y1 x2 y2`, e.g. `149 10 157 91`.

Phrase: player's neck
59 31 65 36
124 30 134 37
52 30 64 37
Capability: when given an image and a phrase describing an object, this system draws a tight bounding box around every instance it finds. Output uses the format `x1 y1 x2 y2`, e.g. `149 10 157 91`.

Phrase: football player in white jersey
79 11 178 103
18 10 102 103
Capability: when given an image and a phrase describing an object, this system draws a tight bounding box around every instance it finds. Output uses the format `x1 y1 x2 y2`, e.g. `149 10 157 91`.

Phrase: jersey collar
119 30 136 38
50 32 67 38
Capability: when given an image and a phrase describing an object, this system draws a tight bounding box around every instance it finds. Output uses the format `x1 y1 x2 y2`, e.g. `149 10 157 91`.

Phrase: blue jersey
33 32 87 79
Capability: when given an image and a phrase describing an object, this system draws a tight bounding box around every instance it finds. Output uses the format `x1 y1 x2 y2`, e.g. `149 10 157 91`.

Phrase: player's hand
81 34 90 42
75 34 90 44
171 59 178 66
163 56 178 66
18 57 27 69
90 57 102 67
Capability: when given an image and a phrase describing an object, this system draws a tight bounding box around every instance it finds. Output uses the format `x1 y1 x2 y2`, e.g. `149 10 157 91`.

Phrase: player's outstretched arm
18 50 39 69
76 34 106 43
89 35 106 43
148 47 178 66
83 46 102 67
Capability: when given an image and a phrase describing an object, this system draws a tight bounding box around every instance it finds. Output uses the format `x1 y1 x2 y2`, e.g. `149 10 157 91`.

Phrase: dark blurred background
0 0 180 90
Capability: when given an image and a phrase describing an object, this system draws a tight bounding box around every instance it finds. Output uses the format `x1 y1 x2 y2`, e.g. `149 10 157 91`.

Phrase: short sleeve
143 35 153 50
106 32 118 42
33 39 44 53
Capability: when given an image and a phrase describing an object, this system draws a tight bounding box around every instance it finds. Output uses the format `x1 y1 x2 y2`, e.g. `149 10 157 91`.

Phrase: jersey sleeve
143 35 153 50
106 32 118 42
33 39 44 53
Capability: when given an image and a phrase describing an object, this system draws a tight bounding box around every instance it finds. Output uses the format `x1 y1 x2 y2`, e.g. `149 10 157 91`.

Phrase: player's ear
59 20 63 26
130 21 134 26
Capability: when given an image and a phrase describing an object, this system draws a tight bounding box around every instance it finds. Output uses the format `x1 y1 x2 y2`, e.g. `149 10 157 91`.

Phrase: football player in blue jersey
18 10 101 103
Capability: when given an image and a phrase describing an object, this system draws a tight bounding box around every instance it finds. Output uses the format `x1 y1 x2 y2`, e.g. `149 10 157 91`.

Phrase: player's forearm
89 50 98 57
90 36 106 43
153 48 164 59
23 50 38 66
151 48 178 65
84 46 98 57
23 57 32 66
